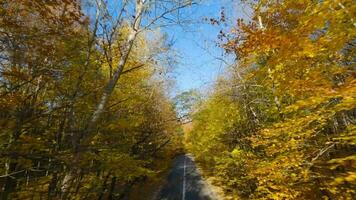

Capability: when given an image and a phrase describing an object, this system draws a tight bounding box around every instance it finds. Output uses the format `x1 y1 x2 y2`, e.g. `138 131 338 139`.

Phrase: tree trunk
98 173 111 200
82 18 142 146
61 1 145 197
1 163 17 200
108 176 117 200
48 172 58 199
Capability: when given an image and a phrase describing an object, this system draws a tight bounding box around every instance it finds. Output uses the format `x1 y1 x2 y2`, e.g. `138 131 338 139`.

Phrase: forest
186 0 356 199
0 0 355 200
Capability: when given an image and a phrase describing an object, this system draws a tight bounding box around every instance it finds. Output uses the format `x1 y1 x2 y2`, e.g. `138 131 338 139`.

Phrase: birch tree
61 0 196 197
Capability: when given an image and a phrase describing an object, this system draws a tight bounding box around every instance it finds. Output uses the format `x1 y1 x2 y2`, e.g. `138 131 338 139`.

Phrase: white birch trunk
61 1 145 196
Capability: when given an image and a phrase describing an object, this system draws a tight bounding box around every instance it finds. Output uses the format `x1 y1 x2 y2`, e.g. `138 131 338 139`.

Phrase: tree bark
1 162 17 200
108 176 117 200
81 0 145 147
61 0 146 197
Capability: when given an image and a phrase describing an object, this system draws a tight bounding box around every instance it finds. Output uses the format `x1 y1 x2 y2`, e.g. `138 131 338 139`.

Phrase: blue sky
162 0 248 95
83 0 249 96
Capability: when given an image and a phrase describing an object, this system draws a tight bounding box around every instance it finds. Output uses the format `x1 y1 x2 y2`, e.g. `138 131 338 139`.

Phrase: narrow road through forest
156 154 219 200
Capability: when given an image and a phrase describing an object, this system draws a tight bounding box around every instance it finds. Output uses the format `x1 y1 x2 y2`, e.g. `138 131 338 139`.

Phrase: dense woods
1 0 355 200
0 0 190 199
186 0 355 199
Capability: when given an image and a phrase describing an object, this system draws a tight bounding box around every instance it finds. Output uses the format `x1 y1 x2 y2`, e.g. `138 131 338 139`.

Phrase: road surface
156 154 219 200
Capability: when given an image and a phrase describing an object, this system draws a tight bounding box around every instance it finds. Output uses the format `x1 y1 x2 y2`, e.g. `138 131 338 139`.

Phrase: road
156 154 219 200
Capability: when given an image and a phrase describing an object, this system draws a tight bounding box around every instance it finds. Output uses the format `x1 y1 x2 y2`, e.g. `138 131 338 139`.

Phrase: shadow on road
156 154 217 200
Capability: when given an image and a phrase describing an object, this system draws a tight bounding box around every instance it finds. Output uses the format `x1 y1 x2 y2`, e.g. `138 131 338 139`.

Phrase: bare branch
139 2 196 32
121 63 145 75
312 143 335 162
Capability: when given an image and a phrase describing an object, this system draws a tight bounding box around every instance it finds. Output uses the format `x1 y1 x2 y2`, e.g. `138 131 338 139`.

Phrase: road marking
182 156 186 200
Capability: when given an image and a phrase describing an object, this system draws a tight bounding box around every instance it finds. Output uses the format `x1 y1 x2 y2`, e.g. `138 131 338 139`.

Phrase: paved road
156 154 218 200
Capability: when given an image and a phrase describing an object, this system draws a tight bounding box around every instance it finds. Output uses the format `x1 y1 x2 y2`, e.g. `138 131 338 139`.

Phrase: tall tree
187 0 355 199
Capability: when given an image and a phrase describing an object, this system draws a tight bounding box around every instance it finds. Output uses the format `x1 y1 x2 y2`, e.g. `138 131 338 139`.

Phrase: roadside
124 155 177 200
194 165 226 200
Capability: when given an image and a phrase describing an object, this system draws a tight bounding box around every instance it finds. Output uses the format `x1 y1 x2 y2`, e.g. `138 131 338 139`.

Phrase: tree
174 89 202 123
60 0 195 197
0 0 192 199
187 0 356 199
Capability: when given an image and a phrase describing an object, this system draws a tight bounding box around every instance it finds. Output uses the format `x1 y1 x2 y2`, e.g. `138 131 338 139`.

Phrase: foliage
174 89 202 122
186 0 356 199
0 0 182 199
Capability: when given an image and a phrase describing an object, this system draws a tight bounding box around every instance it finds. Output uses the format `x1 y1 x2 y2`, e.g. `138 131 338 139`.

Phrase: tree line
0 0 193 199
186 0 355 199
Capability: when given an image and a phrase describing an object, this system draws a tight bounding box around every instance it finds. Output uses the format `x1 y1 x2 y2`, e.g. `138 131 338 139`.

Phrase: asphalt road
156 154 218 200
